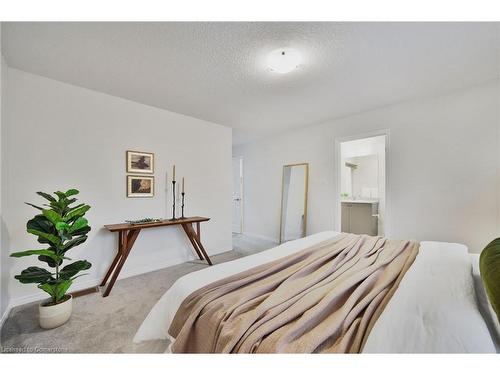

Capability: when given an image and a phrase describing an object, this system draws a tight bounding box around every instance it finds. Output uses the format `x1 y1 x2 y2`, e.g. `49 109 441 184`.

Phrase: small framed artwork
127 175 154 198
126 150 154 174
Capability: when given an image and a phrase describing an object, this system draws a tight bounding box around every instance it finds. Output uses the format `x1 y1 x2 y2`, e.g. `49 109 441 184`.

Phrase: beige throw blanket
169 233 419 353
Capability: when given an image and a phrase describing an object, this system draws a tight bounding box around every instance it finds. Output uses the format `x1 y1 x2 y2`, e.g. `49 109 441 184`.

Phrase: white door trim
232 156 244 234
334 129 391 237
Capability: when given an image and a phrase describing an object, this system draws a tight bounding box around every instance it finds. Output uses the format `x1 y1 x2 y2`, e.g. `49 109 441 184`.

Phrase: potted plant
11 189 92 329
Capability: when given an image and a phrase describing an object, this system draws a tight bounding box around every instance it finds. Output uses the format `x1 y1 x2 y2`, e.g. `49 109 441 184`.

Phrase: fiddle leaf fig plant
11 189 92 305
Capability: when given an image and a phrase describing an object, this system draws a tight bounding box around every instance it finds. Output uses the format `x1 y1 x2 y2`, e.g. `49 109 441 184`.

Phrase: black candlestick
181 192 186 219
171 180 177 220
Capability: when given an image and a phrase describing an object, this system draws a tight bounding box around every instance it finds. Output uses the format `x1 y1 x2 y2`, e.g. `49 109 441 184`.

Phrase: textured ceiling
2 22 499 145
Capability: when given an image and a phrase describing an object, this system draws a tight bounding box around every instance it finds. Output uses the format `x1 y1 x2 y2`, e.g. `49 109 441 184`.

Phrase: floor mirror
279 163 309 243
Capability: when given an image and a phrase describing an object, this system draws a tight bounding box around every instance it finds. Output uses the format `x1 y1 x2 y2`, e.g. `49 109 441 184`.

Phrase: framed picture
126 150 154 174
127 175 154 198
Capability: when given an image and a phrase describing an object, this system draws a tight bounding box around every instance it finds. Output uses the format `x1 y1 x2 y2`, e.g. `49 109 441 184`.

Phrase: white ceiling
2 22 499 145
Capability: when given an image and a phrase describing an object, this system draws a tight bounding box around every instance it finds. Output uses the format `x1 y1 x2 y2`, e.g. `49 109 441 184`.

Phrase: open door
336 133 387 236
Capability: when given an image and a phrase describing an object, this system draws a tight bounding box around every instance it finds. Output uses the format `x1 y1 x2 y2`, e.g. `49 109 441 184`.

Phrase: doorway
335 132 388 236
232 156 243 233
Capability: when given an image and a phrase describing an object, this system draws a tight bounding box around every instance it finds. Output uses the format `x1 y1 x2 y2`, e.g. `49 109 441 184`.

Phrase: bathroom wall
346 154 379 199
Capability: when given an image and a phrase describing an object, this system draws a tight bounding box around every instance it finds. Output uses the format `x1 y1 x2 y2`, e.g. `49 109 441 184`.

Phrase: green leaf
59 260 91 280
69 217 88 233
38 283 56 299
61 234 72 242
48 200 64 212
40 280 72 302
39 280 72 302
36 191 56 203
38 254 63 268
14 267 53 284
27 214 54 233
42 209 63 225
10 249 61 262
60 235 88 253
56 222 70 231
55 279 72 301
65 189 79 197
62 203 82 218
25 202 44 211
66 198 77 205
27 229 61 246
69 225 91 237
67 203 84 211
27 215 58 245
64 205 90 221
54 191 64 197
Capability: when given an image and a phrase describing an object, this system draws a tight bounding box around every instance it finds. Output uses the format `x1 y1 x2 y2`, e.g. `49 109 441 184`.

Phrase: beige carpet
0 235 276 354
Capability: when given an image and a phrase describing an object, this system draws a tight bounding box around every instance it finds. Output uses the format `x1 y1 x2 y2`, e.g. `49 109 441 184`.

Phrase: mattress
134 231 496 353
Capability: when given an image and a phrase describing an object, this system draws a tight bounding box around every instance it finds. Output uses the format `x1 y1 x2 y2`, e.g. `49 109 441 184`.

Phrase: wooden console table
100 216 212 297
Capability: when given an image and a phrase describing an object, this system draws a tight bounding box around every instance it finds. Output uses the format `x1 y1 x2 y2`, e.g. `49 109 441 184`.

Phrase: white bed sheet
133 231 496 353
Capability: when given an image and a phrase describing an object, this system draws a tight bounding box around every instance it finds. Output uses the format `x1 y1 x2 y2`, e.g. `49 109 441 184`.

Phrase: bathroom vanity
341 199 379 236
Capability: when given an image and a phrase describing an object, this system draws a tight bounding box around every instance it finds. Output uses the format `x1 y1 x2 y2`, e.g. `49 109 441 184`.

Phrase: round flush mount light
266 48 302 74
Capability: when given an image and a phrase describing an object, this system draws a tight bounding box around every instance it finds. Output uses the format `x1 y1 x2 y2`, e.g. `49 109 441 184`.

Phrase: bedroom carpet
0 234 276 353
231 233 277 254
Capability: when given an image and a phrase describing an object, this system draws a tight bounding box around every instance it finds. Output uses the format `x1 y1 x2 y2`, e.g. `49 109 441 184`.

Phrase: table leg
100 231 124 287
181 223 204 260
196 222 201 240
183 223 212 266
102 229 140 297
192 231 212 266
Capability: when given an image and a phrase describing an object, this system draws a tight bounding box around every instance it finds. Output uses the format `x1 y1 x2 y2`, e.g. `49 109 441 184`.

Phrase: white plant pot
39 295 73 329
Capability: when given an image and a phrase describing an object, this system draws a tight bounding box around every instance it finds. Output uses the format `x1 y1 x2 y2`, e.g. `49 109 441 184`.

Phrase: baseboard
8 276 103 308
241 232 278 244
0 303 13 330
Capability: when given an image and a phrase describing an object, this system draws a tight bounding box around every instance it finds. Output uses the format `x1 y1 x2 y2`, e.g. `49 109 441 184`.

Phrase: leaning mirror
279 163 309 244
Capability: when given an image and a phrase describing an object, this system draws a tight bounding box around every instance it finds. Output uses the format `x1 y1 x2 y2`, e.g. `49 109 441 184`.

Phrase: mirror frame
279 162 309 244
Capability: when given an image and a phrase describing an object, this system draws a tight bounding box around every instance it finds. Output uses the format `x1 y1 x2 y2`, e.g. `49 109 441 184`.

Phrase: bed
134 231 499 353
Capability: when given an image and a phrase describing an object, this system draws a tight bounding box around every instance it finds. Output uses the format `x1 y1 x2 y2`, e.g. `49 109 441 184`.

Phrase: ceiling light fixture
266 48 302 74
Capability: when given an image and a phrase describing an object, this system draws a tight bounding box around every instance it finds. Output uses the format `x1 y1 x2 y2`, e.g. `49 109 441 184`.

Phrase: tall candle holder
171 180 177 220
180 192 186 219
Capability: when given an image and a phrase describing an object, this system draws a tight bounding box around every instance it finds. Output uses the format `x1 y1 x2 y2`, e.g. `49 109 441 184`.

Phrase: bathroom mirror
279 163 309 244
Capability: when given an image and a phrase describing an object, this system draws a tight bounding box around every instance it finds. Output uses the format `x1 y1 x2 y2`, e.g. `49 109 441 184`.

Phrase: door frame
232 156 244 234
334 129 390 236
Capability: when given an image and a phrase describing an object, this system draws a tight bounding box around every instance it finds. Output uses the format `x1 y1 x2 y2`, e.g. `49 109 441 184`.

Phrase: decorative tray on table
124 218 163 225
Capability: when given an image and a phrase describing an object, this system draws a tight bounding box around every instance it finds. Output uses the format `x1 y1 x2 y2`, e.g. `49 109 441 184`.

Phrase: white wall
347 155 379 198
3 67 232 307
234 80 500 253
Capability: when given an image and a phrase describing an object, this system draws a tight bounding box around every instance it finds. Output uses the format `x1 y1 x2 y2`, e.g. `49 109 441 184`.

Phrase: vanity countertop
341 199 379 204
